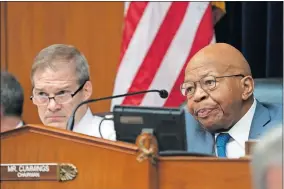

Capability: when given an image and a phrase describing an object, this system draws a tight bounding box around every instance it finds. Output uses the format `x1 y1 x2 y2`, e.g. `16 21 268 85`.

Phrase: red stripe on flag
164 4 214 107
119 2 149 64
122 2 189 105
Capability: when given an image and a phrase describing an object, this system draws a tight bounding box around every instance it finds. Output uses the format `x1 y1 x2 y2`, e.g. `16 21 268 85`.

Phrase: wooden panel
0 2 7 71
5 2 124 124
1 125 156 189
158 157 252 189
1 125 253 189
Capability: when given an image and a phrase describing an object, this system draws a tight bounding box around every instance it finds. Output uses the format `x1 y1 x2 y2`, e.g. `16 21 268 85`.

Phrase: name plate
1 163 77 182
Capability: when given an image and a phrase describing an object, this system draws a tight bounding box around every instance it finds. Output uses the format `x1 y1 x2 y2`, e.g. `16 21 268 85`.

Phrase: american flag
111 2 225 109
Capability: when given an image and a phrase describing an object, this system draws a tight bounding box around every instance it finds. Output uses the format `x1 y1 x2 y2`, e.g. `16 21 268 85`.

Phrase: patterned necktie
216 133 231 157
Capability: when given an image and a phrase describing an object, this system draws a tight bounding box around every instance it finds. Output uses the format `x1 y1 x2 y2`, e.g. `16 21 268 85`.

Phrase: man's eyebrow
57 86 72 90
183 79 193 83
33 87 44 91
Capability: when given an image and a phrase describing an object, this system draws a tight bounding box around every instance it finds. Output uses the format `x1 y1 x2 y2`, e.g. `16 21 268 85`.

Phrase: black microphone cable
98 115 113 139
67 89 168 131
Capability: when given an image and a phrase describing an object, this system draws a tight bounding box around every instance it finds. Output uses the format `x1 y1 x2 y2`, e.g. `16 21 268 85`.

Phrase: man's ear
82 81 93 100
241 76 254 100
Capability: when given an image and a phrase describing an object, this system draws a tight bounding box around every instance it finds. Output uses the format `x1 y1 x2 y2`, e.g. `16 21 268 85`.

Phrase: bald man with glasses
30 44 116 141
181 43 282 158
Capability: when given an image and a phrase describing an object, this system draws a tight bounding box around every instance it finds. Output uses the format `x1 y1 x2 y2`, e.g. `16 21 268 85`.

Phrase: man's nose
193 84 208 102
47 98 61 112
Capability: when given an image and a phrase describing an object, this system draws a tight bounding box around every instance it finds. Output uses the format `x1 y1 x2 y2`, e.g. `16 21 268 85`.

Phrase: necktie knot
216 133 231 157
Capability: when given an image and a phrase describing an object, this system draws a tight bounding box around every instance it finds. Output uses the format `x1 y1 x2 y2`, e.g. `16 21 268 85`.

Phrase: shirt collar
74 108 93 129
16 120 24 128
216 98 257 148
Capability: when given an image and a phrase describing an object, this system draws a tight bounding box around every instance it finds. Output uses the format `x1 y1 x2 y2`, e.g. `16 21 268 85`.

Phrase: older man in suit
180 43 282 158
251 126 283 189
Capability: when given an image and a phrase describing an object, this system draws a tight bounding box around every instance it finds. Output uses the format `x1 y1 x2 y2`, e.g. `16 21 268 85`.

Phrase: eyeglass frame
30 80 88 105
180 74 245 98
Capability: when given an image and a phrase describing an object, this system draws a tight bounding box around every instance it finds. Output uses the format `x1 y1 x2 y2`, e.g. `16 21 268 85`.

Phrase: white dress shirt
16 120 24 128
215 98 257 158
73 108 116 141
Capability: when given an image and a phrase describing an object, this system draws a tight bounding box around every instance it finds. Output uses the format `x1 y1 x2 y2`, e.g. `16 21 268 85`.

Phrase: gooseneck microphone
66 89 168 131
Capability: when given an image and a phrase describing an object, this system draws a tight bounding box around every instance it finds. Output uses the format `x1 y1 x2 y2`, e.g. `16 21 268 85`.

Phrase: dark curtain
215 2 283 78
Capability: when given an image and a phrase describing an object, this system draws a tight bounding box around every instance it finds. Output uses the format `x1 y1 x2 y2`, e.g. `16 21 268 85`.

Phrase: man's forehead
184 62 230 81
33 68 78 90
184 43 250 80
34 65 76 80
33 80 75 91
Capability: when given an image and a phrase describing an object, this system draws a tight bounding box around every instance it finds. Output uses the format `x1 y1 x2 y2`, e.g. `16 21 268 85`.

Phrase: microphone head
159 90 169 98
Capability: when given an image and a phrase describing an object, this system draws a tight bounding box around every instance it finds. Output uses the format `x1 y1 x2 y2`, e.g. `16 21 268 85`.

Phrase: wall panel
1 2 7 70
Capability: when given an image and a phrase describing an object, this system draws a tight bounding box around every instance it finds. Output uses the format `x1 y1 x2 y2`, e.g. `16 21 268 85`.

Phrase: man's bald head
183 43 255 132
186 43 252 77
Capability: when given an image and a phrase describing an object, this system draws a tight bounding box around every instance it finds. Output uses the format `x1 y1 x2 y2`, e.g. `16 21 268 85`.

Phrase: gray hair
251 126 283 189
1 71 24 117
31 44 90 86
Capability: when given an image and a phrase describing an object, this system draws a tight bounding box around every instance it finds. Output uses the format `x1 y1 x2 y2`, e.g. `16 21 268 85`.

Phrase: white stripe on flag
211 33 216 44
141 2 210 106
111 2 172 109
124 2 130 16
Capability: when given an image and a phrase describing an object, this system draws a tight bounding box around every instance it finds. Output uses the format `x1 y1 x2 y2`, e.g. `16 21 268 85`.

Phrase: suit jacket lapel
249 101 271 139
185 110 215 154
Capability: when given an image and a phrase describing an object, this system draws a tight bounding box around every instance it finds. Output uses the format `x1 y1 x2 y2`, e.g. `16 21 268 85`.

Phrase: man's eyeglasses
180 74 245 98
30 81 87 105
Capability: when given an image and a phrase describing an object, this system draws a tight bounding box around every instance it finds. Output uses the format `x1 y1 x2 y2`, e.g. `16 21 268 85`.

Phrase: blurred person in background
1 71 25 132
251 126 283 189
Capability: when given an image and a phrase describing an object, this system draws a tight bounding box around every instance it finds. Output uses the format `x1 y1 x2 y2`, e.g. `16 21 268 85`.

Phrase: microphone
66 89 168 131
159 89 168 98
